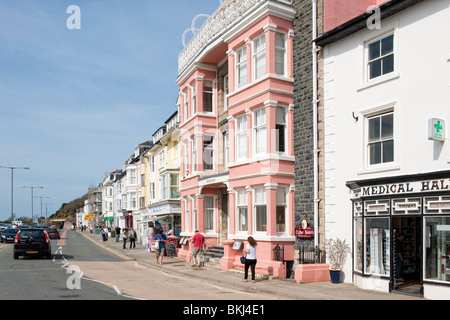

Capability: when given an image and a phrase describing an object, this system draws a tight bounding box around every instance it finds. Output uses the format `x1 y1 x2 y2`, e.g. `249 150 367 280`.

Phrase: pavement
76 229 425 301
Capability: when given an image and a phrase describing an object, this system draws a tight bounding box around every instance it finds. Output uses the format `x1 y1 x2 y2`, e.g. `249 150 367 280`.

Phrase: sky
0 0 221 222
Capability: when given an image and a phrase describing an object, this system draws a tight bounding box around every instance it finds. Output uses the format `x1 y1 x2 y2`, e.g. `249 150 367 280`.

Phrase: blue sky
0 0 220 222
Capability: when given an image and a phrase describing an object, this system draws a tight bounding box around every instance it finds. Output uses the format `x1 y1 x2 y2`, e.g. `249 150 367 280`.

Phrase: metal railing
298 245 326 264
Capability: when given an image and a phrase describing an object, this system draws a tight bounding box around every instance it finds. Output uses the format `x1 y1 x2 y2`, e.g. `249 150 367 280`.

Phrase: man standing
115 225 121 242
190 230 205 267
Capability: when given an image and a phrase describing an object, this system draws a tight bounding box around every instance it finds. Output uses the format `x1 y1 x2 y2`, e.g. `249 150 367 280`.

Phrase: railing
178 0 293 74
298 245 326 264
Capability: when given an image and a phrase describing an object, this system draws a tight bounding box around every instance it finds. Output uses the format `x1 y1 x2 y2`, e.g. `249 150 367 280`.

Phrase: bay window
276 107 286 153
204 196 215 231
236 115 247 160
203 80 213 113
275 33 286 76
203 135 214 170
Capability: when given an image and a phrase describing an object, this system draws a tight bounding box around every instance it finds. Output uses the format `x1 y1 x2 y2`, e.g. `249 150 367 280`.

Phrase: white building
317 0 450 299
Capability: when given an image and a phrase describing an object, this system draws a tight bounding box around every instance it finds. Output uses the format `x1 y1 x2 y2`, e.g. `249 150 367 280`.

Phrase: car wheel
13 253 19 260
46 253 51 259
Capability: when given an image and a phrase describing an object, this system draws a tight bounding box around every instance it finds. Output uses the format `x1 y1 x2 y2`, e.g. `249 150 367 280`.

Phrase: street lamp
21 186 43 225
0 166 30 222
35 196 50 224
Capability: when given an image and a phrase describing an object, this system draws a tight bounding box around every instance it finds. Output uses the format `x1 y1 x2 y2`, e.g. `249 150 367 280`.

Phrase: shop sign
428 118 445 142
428 200 450 210
149 203 181 216
351 178 450 199
295 227 314 238
395 202 418 211
367 204 387 212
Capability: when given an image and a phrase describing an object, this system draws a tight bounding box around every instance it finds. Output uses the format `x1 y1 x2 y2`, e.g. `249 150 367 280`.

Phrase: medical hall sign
351 178 450 198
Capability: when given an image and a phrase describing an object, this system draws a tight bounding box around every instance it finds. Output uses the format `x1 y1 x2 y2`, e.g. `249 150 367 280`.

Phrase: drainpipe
312 0 319 249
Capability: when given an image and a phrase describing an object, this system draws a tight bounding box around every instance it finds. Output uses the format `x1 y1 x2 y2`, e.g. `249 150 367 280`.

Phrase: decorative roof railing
178 0 292 75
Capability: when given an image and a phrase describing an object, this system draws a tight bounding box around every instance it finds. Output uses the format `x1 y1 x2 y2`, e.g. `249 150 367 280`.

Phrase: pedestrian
115 225 121 242
190 230 205 267
395 232 405 282
101 226 107 242
129 227 136 249
154 229 167 265
122 228 128 249
243 236 257 283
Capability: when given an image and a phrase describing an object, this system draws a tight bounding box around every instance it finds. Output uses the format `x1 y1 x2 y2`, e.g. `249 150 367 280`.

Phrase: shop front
347 171 450 299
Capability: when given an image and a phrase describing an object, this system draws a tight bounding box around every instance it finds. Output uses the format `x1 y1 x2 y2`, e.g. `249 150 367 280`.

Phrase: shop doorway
392 216 422 296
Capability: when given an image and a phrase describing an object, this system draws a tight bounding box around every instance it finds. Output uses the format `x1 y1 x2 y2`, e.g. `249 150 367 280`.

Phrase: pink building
176 0 296 279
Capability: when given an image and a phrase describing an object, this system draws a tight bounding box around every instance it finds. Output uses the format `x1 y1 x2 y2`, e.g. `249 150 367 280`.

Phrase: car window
19 230 45 240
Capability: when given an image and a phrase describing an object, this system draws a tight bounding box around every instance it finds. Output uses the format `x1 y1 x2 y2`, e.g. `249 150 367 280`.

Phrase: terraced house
177 0 296 279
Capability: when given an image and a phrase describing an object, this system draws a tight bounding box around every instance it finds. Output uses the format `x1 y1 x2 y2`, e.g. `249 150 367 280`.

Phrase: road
0 229 276 301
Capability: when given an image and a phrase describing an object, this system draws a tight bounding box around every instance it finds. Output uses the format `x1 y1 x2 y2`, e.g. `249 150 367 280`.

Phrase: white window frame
360 102 398 173
130 192 137 209
149 155 155 173
204 196 215 232
149 182 155 200
365 32 395 82
276 106 287 154
129 169 136 185
191 82 196 116
203 135 214 171
276 187 288 234
253 33 266 80
161 173 168 200
159 149 165 168
275 32 287 76
236 114 247 160
253 187 267 233
223 75 229 109
236 189 248 233
184 199 190 233
192 136 197 173
253 107 266 155
236 45 247 88
183 90 189 122
184 141 190 176
203 80 214 113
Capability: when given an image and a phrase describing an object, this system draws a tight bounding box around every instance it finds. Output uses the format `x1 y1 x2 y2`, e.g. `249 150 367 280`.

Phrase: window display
425 216 450 283
365 218 390 276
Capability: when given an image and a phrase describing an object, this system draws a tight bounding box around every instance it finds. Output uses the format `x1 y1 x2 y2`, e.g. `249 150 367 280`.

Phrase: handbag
240 255 246 264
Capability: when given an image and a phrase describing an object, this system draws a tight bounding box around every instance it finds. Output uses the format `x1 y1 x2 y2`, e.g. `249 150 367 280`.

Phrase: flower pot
329 270 341 283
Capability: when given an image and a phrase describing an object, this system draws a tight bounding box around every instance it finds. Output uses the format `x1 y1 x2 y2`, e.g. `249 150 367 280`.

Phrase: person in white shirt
243 236 257 283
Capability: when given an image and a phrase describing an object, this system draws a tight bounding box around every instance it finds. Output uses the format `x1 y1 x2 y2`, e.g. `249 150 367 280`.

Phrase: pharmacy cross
435 121 443 133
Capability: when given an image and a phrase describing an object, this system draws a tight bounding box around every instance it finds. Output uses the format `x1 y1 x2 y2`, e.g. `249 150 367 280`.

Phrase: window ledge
357 72 400 92
357 164 400 176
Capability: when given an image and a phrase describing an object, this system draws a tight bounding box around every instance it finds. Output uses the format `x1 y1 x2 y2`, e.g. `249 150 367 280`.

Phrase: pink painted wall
324 0 390 32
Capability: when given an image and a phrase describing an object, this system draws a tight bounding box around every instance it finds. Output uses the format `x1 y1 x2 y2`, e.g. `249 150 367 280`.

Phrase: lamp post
35 196 50 224
21 186 43 225
0 166 30 223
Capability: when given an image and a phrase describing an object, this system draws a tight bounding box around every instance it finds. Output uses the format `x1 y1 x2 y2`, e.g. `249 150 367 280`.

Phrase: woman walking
243 236 257 283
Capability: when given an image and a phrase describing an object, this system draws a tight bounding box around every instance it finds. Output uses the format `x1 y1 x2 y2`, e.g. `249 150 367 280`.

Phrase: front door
391 216 423 296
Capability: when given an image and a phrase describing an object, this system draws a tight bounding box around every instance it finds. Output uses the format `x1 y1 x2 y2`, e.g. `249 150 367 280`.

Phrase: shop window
237 189 248 232
354 217 363 272
425 216 450 283
254 187 267 232
365 217 390 276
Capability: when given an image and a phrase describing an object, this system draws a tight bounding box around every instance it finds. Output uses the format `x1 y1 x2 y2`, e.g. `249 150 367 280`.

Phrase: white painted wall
322 0 450 284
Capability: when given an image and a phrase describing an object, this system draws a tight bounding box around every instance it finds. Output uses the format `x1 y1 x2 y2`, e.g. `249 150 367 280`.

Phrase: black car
1 228 19 243
13 228 52 259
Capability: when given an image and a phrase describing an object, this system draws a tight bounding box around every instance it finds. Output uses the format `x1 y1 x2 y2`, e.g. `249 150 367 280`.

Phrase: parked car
13 228 51 259
47 228 60 239
1 228 19 243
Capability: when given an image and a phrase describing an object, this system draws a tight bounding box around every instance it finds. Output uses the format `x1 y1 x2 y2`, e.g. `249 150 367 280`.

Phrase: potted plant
325 238 350 283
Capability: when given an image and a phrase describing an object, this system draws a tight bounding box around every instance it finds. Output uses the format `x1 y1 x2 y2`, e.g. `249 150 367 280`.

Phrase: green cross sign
435 121 443 134
429 118 445 141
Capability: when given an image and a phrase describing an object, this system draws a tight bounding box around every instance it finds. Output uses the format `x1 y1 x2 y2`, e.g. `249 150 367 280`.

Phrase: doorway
392 216 422 296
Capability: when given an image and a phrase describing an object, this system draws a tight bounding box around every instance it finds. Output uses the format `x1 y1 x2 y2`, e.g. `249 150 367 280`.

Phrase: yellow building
143 111 181 237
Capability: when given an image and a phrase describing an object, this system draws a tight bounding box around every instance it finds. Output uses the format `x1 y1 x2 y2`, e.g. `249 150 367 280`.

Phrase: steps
203 246 224 268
